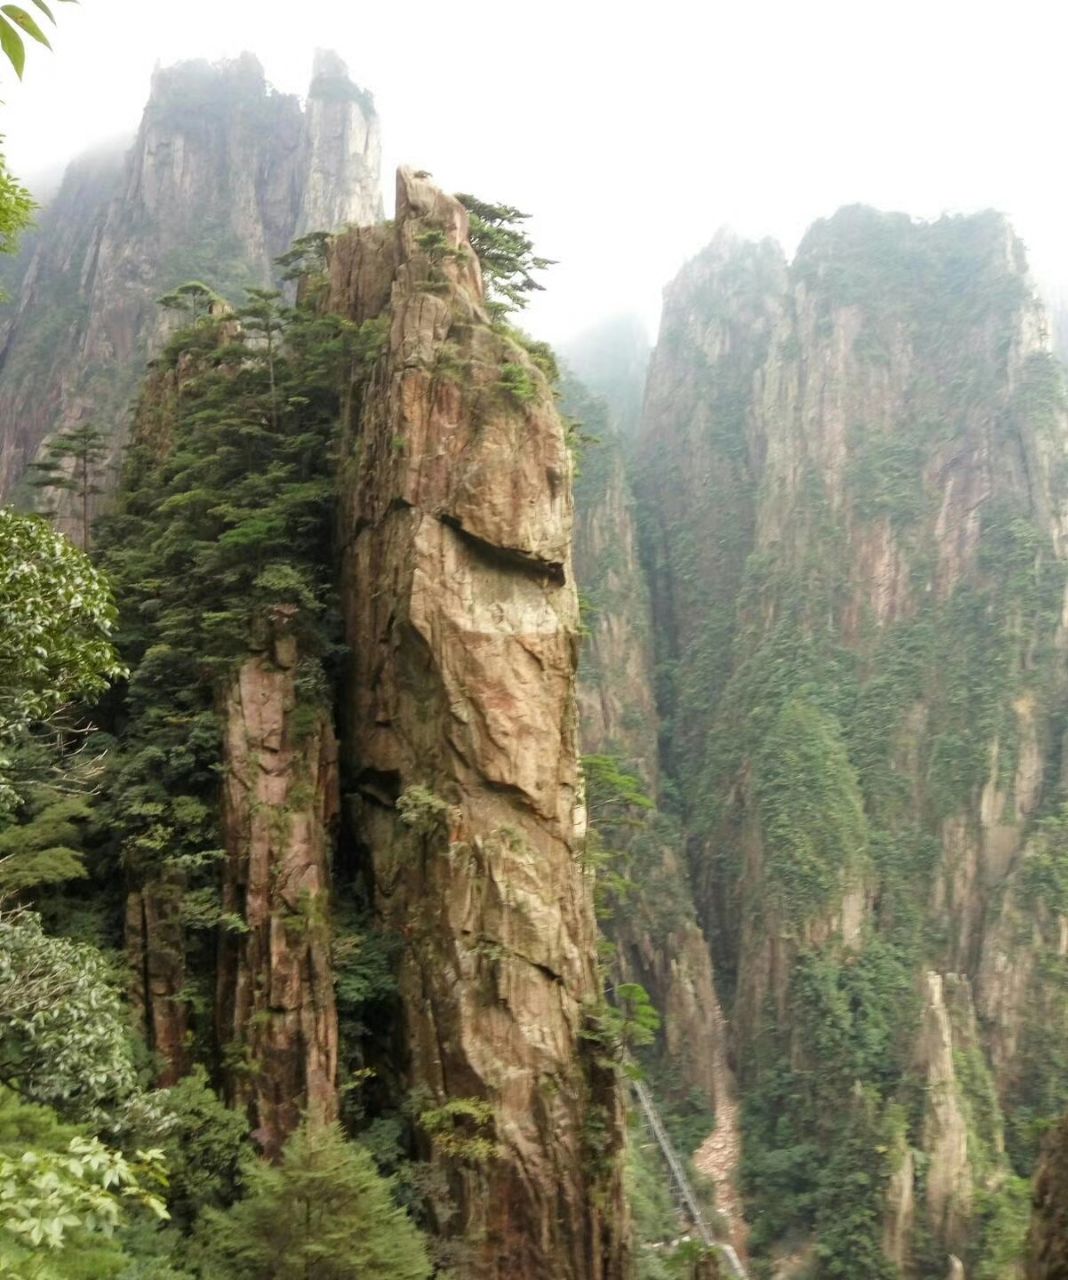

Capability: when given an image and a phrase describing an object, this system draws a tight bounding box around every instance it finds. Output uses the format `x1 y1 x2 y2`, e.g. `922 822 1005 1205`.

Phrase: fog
3 0 1067 343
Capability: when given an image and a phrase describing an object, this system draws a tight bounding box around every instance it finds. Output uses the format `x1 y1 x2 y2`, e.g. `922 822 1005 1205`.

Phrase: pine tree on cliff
455 193 554 319
26 422 108 548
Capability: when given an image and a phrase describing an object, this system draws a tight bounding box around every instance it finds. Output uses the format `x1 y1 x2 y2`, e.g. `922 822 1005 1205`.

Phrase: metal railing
630 1076 748 1279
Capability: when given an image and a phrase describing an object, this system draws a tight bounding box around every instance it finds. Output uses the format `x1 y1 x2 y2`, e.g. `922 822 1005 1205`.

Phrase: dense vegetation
0 241 432 1273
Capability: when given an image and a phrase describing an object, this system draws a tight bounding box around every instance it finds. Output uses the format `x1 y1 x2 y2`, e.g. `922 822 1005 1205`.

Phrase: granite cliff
559 207 1068 1277
97 167 629 1279
623 206 1068 1277
0 50 381 524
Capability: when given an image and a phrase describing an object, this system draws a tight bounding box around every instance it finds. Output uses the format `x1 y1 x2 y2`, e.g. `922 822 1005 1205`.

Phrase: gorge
3 46 1068 1280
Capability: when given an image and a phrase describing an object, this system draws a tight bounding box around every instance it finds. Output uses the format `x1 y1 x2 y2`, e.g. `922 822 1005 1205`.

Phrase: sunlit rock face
114 167 630 1273
0 50 382 516
329 168 629 1280
629 205 1068 1275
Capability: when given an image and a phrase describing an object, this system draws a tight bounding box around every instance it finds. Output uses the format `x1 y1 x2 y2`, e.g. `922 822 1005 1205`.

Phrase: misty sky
2 0 1067 344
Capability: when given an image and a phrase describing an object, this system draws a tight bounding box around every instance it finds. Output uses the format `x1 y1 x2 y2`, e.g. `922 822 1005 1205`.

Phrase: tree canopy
0 509 124 798
455 193 554 320
196 1119 431 1280
0 1086 168 1278
0 908 139 1126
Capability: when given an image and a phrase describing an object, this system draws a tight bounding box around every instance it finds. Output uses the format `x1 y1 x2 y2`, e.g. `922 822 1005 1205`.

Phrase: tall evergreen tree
92 279 384 1052
27 422 109 548
156 280 223 327
196 1119 431 1280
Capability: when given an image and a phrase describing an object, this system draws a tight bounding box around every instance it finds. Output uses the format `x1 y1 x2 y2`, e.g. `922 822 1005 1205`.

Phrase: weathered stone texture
332 168 628 1279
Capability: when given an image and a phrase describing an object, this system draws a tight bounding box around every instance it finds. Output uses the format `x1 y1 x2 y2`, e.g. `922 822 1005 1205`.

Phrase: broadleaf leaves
0 0 75 80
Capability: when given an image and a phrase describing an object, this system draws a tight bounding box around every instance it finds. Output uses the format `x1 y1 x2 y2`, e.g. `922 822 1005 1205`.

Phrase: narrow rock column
334 168 629 1279
215 615 340 1157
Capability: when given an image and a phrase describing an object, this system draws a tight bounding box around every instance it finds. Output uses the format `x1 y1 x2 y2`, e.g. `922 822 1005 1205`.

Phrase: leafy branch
0 1 77 80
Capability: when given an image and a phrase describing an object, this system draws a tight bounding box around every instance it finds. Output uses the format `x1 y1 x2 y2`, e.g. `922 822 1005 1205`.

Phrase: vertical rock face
297 49 382 237
631 205 1068 1274
330 169 627 1279
0 51 382 513
0 144 126 500
125 873 188 1087
636 232 786 801
215 623 340 1158
569 378 659 784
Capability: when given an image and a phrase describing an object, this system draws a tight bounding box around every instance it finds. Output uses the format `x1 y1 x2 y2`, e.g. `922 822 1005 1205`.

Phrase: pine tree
196 1119 431 1280
156 280 223 326
26 422 109 548
455 193 554 319
239 289 287 430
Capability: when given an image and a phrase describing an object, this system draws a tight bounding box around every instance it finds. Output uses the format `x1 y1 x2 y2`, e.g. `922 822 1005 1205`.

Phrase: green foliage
643 1058 717 1161
753 697 869 920
414 228 452 264
0 1086 166 1279
0 508 124 751
331 913 400 1124
276 231 331 285
1019 805 1068 917
583 982 661 1073
26 423 109 549
496 360 539 405
395 784 452 838
332 917 398 1015
585 754 655 822
794 206 1029 334
627 1119 679 1250
0 146 32 264
92 282 364 918
742 942 917 1271
156 280 224 325
0 909 138 1126
455 193 554 320
140 1067 248 1232
0 787 92 895
417 1096 498 1164
196 1119 431 1280
973 1175 1030 1280
806 1092 898 1280
846 428 925 526
582 753 662 924
0 1 76 81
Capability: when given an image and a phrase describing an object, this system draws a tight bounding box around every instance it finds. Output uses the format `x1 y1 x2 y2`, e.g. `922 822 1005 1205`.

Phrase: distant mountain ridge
0 49 382 515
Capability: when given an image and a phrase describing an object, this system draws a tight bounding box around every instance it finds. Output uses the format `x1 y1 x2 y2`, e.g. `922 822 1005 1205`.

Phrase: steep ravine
568 365 748 1255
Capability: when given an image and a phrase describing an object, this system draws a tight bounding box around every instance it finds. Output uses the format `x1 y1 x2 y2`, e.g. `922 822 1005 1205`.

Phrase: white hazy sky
1 0 1066 343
